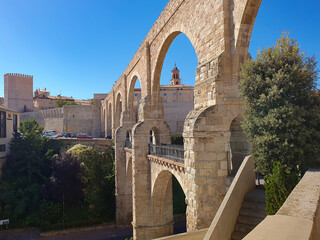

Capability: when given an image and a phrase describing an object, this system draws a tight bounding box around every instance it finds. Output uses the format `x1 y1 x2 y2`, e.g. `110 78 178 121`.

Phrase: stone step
239 208 267 219
231 231 247 240
242 200 266 211
235 223 254 233
244 189 266 204
238 215 264 226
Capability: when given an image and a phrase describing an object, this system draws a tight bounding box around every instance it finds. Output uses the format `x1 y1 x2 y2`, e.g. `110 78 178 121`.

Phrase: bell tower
170 64 181 85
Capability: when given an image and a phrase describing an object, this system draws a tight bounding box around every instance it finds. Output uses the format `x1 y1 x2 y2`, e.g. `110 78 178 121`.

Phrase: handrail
148 143 184 164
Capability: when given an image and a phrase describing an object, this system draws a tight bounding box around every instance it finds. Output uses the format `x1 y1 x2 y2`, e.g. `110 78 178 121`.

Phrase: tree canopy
240 33 320 176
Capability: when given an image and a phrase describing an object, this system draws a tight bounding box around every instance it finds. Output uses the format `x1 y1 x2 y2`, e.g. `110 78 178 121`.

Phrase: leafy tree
0 119 61 225
56 99 78 108
68 144 115 220
240 33 320 213
44 153 84 205
240 33 320 175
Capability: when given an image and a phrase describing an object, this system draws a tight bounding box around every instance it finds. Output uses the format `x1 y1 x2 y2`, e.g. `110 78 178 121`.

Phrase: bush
171 133 183 145
265 162 300 215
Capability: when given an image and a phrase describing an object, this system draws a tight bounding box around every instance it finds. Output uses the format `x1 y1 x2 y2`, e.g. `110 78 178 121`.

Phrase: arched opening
152 170 187 236
115 93 122 130
149 127 160 145
102 108 106 137
228 116 250 175
153 32 198 143
106 102 112 139
128 76 142 123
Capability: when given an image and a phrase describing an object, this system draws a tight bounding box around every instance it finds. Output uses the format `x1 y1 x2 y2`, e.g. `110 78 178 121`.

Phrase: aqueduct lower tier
102 0 262 239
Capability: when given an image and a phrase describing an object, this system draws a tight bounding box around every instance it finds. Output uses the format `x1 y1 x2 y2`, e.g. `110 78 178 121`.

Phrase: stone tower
4 73 33 113
170 64 181 85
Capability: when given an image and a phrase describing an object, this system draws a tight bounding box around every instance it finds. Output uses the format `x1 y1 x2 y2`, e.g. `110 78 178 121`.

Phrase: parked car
65 133 72 138
71 133 77 138
76 134 92 139
56 133 63 137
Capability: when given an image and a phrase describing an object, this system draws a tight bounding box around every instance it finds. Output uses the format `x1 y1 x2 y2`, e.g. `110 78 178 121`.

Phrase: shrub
264 162 300 215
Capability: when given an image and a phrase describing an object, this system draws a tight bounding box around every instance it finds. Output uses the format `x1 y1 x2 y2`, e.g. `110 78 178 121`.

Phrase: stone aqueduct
101 0 262 239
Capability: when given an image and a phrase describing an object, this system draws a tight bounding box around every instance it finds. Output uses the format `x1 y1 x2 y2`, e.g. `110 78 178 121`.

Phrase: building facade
0 106 20 177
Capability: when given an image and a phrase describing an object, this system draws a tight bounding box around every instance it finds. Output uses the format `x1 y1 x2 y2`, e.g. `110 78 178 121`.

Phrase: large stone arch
127 74 144 123
151 30 199 108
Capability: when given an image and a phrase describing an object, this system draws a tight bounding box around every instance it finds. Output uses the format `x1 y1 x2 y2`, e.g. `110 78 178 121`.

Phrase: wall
20 104 102 137
4 73 33 113
244 170 320 240
204 156 255 240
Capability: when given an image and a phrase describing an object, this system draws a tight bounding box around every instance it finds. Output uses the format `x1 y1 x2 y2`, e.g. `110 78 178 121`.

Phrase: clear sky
0 0 319 99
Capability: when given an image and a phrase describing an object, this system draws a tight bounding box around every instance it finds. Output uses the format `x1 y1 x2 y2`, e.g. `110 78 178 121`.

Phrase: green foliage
240 33 320 176
0 119 62 226
171 133 183 145
68 144 115 221
264 162 300 215
56 99 78 108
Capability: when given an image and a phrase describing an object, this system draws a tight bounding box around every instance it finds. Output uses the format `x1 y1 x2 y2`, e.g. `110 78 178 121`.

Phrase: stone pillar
183 105 234 231
132 120 172 240
115 110 135 226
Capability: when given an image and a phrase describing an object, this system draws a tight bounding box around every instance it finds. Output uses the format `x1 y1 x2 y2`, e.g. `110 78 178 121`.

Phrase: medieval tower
4 73 33 113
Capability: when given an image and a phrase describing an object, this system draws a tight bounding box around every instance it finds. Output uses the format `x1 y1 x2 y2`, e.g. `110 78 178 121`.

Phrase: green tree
239 33 320 213
67 144 115 220
56 99 78 108
0 119 62 225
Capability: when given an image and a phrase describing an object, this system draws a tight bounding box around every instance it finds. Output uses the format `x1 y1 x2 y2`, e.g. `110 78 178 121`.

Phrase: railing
148 143 184 164
124 140 132 148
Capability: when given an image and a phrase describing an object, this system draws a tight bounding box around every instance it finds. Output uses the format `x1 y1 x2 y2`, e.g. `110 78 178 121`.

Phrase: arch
114 92 122 130
228 115 250 175
106 102 112 138
151 170 187 233
152 31 199 105
127 74 143 123
149 126 161 145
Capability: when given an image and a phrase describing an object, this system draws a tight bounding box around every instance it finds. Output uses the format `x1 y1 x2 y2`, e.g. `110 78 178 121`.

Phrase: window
173 93 177 96
0 111 6 138
173 100 176 102
179 93 182 96
163 100 167 103
0 144 5 152
163 93 167 96
13 114 18 132
134 93 138 96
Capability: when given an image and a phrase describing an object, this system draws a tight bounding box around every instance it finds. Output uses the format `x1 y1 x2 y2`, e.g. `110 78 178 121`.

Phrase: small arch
106 102 112 138
115 92 122 130
228 116 250 175
151 170 187 235
128 75 143 123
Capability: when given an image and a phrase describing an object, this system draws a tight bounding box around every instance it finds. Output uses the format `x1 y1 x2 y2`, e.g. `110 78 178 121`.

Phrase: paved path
0 221 186 240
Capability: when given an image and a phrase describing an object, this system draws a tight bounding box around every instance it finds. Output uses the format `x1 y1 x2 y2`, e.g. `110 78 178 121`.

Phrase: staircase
231 188 267 240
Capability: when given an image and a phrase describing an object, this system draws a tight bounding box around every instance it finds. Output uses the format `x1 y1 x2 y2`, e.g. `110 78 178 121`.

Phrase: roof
172 64 179 71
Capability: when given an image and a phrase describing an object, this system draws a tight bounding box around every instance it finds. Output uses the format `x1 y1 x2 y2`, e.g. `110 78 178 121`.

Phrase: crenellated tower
4 73 33 112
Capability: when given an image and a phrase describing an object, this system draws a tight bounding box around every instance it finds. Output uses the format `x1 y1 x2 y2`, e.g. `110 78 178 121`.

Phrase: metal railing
124 140 132 148
148 143 184 164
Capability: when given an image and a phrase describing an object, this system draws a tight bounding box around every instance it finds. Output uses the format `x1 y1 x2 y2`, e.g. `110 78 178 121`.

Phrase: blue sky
0 0 319 99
